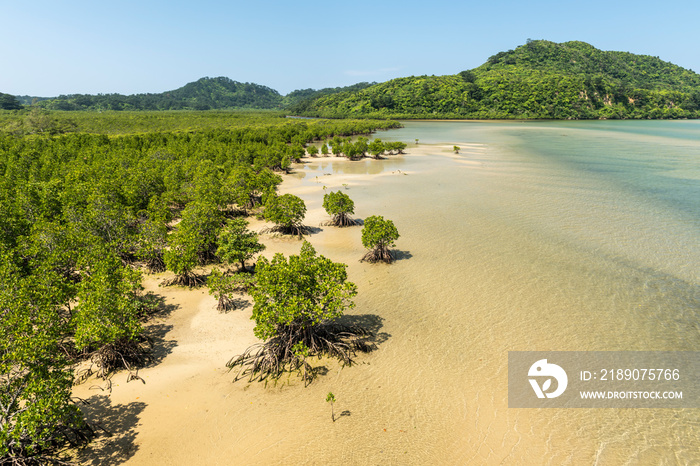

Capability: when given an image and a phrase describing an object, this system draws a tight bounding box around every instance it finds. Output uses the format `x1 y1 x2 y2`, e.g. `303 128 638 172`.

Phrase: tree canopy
0 93 22 110
0 110 399 462
0 254 92 463
207 268 256 312
73 250 148 377
250 241 357 340
227 241 374 383
263 193 307 236
322 191 357 227
361 215 400 263
216 218 266 271
163 201 224 287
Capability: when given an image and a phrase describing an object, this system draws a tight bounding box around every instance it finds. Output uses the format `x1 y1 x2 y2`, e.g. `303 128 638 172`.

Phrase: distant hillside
282 82 377 110
30 77 284 111
9 78 379 112
299 40 700 119
0 93 23 110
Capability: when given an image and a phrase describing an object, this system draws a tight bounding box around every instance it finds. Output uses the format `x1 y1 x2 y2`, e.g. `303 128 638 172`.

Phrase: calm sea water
273 120 700 464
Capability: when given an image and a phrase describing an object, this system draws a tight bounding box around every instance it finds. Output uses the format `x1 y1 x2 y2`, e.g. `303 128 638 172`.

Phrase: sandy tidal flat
73 147 443 465
72 121 700 465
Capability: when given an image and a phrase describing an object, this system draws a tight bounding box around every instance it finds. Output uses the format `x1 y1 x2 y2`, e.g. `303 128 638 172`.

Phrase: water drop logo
528 359 568 399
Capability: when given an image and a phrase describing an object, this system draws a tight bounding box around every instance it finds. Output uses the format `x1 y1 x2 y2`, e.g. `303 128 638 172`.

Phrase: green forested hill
28 77 285 111
10 78 378 112
0 93 23 110
300 40 700 119
161 77 283 109
485 40 700 92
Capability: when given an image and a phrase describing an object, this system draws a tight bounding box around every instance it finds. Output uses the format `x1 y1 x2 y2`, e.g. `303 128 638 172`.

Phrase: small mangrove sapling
326 392 336 422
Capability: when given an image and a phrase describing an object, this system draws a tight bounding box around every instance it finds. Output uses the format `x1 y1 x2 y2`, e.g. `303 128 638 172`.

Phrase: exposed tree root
324 213 359 227
260 224 310 238
144 256 166 273
3 435 93 466
163 272 205 287
217 294 239 312
361 246 395 264
226 322 375 385
75 336 153 384
196 246 219 265
222 205 248 218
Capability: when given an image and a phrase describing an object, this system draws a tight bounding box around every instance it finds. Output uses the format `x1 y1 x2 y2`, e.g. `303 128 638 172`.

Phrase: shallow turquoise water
281 120 700 463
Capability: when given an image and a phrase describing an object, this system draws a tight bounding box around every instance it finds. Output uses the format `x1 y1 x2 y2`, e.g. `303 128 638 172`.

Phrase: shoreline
68 123 700 465
68 128 700 464
71 146 429 464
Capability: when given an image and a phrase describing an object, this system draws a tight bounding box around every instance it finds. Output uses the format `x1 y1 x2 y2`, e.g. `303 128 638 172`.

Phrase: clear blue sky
2 0 699 97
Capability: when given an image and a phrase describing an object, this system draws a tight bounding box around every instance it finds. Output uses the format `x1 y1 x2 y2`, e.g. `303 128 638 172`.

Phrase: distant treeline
7 78 376 112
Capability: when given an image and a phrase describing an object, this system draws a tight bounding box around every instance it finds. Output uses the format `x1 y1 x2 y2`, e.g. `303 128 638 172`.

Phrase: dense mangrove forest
0 110 401 464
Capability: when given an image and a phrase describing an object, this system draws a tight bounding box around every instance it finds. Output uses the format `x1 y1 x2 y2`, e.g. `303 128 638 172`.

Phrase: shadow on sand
305 225 323 235
337 313 391 347
144 323 177 368
141 292 180 368
73 395 147 465
393 249 412 261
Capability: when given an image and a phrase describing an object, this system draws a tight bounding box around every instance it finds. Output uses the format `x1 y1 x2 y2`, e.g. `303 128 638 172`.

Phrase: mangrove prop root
361 246 395 264
324 213 359 227
226 322 375 384
3 420 95 466
217 295 238 312
163 272 205 287
82 336 153 382
145 257 166 273
260 224 310 238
